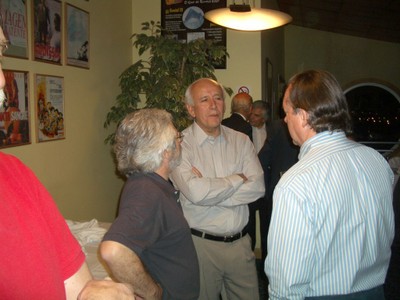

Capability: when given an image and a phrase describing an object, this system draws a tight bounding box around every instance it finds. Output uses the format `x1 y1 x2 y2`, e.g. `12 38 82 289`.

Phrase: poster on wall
0 0 29 59
65 3 89 69
35 74 65 142
32 0 62 64
0 70 30 148
161 0 227 69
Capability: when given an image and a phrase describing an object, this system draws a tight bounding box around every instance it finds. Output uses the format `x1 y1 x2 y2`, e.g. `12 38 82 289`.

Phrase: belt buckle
224 232 240 242
223 235 233 242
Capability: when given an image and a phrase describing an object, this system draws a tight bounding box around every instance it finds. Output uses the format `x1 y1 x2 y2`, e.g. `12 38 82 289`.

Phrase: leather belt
190 228 247 243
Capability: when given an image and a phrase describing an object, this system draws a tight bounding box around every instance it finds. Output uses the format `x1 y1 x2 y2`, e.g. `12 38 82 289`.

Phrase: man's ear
162 149 171 160
298 109 309 128
186 103 195 118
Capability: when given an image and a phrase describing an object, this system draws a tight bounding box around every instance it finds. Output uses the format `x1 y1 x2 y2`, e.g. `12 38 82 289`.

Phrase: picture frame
65 3 89 69
35 74 65 142
32 0 62 64
0 70 30 148
0 0 29 59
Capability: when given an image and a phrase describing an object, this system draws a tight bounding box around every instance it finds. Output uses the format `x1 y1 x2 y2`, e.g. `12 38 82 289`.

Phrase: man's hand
238 173 248 182
192 166 203 178
77 278 135 300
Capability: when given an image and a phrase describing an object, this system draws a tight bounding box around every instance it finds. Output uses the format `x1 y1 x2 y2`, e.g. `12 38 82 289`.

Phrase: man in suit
222 92 253 141
258 119 299 262
249 100 269 153
245 100 269 252
221 92 257 251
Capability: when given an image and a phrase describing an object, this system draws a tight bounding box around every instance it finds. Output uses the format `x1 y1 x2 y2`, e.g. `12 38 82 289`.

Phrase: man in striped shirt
265 69 394 299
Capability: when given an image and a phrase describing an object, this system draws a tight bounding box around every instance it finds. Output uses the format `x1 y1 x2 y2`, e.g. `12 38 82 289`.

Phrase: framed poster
35 74 65 142
32 0 62 64
0 0 28 59
0 70 30 148
65 3 89 68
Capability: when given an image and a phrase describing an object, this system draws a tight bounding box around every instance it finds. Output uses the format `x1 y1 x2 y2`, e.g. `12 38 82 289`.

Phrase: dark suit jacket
258 119 299 201
222 113 252 141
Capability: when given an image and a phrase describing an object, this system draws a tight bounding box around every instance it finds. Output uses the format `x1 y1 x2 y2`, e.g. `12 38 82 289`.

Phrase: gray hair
252 100 269 120
184 78 225 106
113 108 176 177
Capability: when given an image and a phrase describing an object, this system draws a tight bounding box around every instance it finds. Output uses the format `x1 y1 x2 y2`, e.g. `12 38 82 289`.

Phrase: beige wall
2 0 132 221
2 1 263 222
284 25 400 90
4 1 397 230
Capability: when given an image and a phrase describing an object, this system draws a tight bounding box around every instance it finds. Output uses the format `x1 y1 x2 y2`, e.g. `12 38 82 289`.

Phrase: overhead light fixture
205 1 292 31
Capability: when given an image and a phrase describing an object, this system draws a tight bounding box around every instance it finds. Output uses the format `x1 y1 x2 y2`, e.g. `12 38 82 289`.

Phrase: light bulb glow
205 7 292 31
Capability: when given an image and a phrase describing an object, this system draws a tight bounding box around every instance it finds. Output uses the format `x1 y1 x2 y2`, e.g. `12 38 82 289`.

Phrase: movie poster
0 70 30 148
161 0 227 68
0 0 28 58
33 0 62 64
66 4 89 68
35 74 64 142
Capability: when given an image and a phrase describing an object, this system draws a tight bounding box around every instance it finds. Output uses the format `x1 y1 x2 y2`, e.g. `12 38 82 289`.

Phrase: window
344 82 400 156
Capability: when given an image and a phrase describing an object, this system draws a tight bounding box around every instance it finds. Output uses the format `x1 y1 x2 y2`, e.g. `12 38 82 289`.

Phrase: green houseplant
104 21 232 144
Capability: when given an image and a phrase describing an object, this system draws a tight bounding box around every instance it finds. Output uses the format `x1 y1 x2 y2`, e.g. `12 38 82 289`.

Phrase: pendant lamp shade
205 4 292 31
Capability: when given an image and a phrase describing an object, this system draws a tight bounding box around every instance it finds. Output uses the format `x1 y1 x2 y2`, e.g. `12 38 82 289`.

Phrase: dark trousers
305 285 385 300
247 201 259 251
247 197 272 261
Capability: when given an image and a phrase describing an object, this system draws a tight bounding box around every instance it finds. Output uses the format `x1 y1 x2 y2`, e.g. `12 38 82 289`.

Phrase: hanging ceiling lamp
204 1 292 31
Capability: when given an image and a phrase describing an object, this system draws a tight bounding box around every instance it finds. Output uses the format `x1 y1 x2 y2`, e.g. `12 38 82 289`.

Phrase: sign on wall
161 0 227 68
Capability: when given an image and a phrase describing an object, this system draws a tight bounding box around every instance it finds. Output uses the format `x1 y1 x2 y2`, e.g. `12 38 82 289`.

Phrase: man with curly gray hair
100 108 200 300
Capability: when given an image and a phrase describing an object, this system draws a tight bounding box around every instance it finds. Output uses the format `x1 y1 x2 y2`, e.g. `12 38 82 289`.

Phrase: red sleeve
0 153 85 298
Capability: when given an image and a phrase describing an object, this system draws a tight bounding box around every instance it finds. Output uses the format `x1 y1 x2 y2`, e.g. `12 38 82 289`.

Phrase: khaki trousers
192 234 259 300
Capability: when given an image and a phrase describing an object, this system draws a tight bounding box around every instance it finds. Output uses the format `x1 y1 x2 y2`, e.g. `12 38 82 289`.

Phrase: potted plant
104 21 232 144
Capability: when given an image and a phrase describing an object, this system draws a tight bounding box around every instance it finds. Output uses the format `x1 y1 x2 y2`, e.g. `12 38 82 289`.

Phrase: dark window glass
345 84 400 155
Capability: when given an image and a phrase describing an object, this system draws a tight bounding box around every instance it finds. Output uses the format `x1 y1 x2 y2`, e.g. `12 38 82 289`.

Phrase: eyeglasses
176 132 184 141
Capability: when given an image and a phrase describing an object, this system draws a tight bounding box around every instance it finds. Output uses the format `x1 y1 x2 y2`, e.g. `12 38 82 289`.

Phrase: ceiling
276 0 400 44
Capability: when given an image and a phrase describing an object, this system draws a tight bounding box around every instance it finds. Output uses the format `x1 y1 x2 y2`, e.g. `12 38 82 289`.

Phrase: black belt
190 228 247 243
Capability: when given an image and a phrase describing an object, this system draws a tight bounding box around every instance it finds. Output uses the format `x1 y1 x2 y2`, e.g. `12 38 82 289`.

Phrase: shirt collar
192 121 226 145
299 131 346 159
234 112 247 121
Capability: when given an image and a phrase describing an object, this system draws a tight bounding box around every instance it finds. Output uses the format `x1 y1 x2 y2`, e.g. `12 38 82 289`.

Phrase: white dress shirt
170 122 265 235
252 123 267 153
266 131 395 299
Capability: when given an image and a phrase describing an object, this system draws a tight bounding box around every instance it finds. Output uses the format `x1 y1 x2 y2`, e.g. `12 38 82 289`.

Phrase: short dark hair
287 69 352 135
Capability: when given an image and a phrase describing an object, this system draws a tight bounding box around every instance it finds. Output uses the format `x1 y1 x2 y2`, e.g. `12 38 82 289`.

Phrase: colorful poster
33 0 62 64
35 74 64 142
0 0 28 58
0 70 30 148
161 0 227 68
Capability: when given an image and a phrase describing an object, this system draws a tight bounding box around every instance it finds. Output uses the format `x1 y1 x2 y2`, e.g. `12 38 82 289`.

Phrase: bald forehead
191 79 224 97
192 78 221 90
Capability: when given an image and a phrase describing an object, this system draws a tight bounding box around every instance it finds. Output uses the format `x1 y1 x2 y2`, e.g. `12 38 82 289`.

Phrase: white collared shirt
170 122 265 235
266 131 394 299
252 123 267 153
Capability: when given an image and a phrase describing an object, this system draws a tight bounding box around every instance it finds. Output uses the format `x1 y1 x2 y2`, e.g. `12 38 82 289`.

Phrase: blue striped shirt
265 131 394 299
